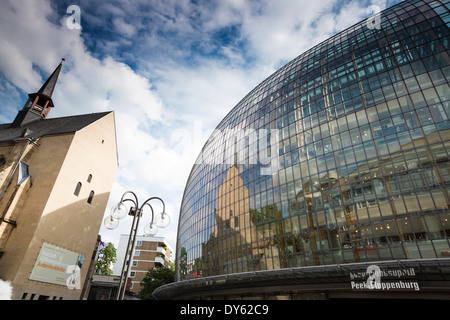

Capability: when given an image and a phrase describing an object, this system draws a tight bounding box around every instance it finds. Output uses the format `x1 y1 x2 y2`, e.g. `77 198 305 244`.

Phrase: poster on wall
29 242 84 288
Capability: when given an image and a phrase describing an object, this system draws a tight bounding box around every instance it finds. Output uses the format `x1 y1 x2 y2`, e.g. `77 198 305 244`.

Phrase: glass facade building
170 0 450 298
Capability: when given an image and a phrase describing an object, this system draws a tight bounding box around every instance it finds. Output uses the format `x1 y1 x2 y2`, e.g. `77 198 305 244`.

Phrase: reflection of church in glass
198 165 277 275
201 165 251 276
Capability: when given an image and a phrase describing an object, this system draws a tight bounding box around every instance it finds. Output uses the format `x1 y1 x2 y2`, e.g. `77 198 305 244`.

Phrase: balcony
155 256 165 266
157 246 166 256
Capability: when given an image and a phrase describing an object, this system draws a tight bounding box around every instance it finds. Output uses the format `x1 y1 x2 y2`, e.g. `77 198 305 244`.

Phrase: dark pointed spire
37 58 64 98
10 59 64 128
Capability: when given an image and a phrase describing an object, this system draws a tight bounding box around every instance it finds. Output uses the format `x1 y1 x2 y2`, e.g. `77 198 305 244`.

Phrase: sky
0 0 401 257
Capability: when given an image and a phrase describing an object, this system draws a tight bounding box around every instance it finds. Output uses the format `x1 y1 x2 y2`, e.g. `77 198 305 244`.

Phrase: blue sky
0 0 401 252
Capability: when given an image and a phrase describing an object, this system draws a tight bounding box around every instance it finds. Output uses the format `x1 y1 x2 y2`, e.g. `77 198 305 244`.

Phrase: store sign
29 242 84 288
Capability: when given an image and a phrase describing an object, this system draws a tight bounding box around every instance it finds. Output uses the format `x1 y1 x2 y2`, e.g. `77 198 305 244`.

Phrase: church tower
10 59 64 128
0 58 119 300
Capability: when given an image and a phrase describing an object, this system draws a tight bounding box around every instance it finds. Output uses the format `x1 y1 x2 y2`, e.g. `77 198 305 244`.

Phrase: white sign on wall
29 242 84 289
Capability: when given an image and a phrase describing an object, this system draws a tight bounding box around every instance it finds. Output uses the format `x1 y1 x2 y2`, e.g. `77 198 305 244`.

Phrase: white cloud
113 17 137 38
0 0 63 91
150 62 260 127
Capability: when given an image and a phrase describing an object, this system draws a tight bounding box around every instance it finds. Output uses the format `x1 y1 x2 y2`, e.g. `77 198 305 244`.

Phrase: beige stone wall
0 140 32 249
0 112 118 300
0 135 73 283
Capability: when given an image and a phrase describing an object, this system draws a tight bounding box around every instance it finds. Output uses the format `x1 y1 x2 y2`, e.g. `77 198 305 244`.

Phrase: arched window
74 182 82 196
87 190 94 204
87 174 92 183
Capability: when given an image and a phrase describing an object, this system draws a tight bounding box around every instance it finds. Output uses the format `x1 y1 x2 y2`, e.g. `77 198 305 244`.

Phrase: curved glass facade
176 0 450 282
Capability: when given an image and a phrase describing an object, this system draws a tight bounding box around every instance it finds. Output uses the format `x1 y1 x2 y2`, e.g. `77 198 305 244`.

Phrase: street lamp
103 191 170 300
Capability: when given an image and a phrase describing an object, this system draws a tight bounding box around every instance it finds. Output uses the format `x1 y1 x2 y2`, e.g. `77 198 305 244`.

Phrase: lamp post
103 191 170 300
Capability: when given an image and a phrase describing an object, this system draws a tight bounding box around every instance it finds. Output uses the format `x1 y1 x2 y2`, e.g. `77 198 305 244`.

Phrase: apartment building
113 235 172 295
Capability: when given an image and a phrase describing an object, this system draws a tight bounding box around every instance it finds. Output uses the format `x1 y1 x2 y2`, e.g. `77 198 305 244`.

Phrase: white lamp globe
144 222 158 236
111 202 128 220
155 212 170 228
104 215 119 230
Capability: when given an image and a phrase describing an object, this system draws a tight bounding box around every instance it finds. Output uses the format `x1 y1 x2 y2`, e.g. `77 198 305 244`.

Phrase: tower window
87 190 94 204
18 162 30 185
74 182 82 196
87 174 92 183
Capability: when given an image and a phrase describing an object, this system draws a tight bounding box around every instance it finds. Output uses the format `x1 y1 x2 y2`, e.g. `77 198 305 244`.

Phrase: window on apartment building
134 250 140 256
74 182 82 196
87 190 94 204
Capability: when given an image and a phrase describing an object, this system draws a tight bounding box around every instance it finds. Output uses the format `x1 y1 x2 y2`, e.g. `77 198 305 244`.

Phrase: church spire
36 58 64 99
11 59 64 128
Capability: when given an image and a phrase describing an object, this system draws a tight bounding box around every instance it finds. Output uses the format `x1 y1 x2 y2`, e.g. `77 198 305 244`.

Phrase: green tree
139 264 175 300
95 242 117 275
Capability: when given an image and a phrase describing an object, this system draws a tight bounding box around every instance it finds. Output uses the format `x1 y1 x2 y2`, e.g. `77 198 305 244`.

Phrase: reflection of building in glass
200 165 252 276
157 0 450 299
